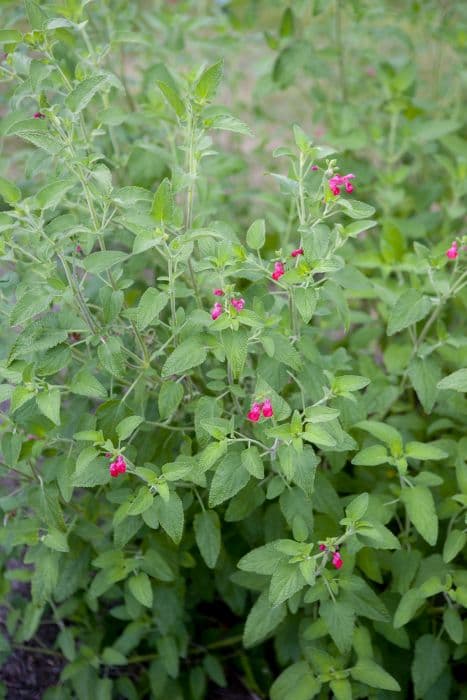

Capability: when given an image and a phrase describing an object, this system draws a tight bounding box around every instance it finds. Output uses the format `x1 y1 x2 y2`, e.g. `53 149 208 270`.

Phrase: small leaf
351 659 400 692
393 589 424 628
161 339 207 378
151 178 174 224
81 251 127 274
241 446 264 479
345 492 369 521
158 382 183 419
66 75 109 114
320 600 355 653
411 634 449 698
443 529 466 563
194 510 221 569
437 369 467 393
400 485 438 545
116 415 144 441
270 661 321 700
36 389 61 426
243 591 287 649
269 561 306 607
195 60 223 102
351 445 388 466
137 288 168 330
128 572 153 608
405 442 447 461
0 176 21 204
246 219 265 249
387 290 432 336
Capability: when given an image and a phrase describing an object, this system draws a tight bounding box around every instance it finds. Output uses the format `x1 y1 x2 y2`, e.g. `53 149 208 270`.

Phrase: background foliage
0 1 466 698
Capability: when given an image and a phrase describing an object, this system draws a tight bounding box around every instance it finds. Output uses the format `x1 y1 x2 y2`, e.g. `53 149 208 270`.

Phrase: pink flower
328 173 355 196
332 552 343 569
446 241 458 260
76 245 83 254
211 302 223 320
213 288 224 296
291 248 304 258
272 261 285 281
262 399 273 418
109 455 126 477
33 112 45 119
247 403 262 422
231 298 245 311
319 544 326 552
311 165 319 171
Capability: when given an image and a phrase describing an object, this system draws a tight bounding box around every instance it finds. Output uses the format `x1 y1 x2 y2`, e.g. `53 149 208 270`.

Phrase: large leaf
161 339 207 378
243 591 287 649
387 290 432 336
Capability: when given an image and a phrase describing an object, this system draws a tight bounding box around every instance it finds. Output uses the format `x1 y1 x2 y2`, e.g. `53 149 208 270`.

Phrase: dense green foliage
0 1 466 698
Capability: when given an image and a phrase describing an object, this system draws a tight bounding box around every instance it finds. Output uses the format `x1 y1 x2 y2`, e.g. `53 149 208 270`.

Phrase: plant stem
334 0 347 103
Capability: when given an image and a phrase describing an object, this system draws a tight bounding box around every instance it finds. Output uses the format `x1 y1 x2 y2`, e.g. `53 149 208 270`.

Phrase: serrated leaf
246 219 265 249
393 589 424 628
158 381 183 419
408 357 440 413
269 561 306 606
351 659 400 692
10 292 51 326
194 510 221 569
345 492 369 520
400 485 438 545
137 288 168 330
69 368 107 398
320 600 355 653
66 74 109 113
195 60 223 102
161 339 207 378
338 199 376 220
270 661 321 700
155 491 184 544
387 290 432 336
81 251 127 274
412 634 449 698
36 388 61 425
209 451 249 507
295 287 318 323
437 369 467 392
116 415 144 441
156 80 186 119
222 329 248 380
351 445 388 466
241 446 264 479
243 590 287 648
151 178 173 224
128 572 153 608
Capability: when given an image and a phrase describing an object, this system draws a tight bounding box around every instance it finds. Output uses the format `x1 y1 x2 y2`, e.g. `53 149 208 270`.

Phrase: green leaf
195 60 223 102
344 219 377 237
137 288 168 330
412 634 449 698
241 446 264 479
351 445 388 466
35 179 74 210
69 368 107 399
156 81 186 119
0 175 21 203
208 113 252 136
294 287 318 323
238 542 285 575
332 375 370 394
209 451 249 507
246 219 265 249
222 329 248 380
155 491 184 544
345 492 369 520
11 125 62 154
43 529 69 553
158 381 183 419
302 424 336 448
393 589 424 628
243 590 287 648
437 368 467 392
269 561 306 607
161 339 207 378
338 199 376 219
10 386 35 413
355 420 403 451
141 549 174 582
400 485 438 545
329 680 352 700
351 659 400 692
279 7 295 37
98 337 126 379
194 510 221 569
405 442 447 461
10 292 51 326
443 607 463 644
387 290 432 336
0 29 23 44
36 388 61 425
1 433 22 467
66 75 109 113
270 662 321 700
408 357 440 413
116 415 144 441
416 119 460 142
101 647 128 666
128 572 153 608
443 529 466 563
82 251 127 274
151 178 174 224
320 600 355 653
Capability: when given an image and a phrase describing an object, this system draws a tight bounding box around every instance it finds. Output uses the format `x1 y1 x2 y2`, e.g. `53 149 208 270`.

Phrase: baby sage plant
0 3 466 699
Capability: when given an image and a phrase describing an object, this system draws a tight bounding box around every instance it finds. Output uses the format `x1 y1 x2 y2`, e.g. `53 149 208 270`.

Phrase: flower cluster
319 544 343 569
328 173 355 196
247 399 273 422
109 455 126 477
272 261 285 281
446 241 458 260
211 290 245 320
